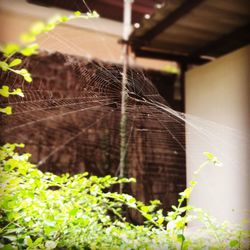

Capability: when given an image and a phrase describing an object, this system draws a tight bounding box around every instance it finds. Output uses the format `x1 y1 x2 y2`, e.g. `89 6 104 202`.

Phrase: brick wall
1 51 186 212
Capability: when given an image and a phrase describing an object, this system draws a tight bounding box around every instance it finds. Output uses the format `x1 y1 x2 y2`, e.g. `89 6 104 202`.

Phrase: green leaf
157 217 164 225
141 205 149 213
20 43 39 56
15 69 32 82
12 88 24 97
0 85 24 98
229 240 239 247
59 16 69 22
33 237 44 245
203 152 222 167
0 244 15 250
0 61 9 71
74 11 81 17
143 213 152 221
24 236 33 247
20 33 36 43
2 43 20 56
0 85 10 97
0 106 12 115
177 234 185 243
43 23 56 32
69 208 78 217
189 180 197 186
31 21 46 35
203 152 214 160
9 59 22 67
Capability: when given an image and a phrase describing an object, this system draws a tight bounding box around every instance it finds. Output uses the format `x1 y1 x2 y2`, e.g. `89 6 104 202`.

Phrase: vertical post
119 0 133 193
180 63 187 112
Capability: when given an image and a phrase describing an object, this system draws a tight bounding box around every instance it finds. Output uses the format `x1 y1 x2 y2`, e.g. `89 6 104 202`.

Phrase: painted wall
0 0 171 71
185 45 250 224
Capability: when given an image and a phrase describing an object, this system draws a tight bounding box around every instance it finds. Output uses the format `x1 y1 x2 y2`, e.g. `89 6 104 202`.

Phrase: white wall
0 0 171 71
185 45 250 224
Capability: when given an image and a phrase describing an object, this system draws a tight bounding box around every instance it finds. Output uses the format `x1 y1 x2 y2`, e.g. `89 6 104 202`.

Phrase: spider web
0 13 249 218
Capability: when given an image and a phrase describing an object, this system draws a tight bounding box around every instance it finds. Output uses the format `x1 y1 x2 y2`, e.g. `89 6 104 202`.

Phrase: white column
185 45 250 224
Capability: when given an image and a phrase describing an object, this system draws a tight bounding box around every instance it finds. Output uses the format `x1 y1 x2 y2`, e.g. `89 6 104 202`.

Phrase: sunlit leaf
20 43 39 56
59 16 69 22
0 106 12 115
15 69 32 82
12 88 24 97
0 61 9 71
24 236 33 247
20 32 36 43
74 11 81 17
31 21 46 35
2 43 20 56
9 58 22 67
229 239 239 247
0 85 10 97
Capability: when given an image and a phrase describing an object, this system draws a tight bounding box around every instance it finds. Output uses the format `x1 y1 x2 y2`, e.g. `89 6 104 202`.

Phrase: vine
0 10 99 115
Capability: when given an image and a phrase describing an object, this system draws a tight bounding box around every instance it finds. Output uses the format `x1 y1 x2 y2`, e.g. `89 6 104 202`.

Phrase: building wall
0 0 171 71
1 51 186 214
185 45 250 224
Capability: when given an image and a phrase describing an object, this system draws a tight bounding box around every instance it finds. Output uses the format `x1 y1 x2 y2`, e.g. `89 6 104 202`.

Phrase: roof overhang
129 0 250 64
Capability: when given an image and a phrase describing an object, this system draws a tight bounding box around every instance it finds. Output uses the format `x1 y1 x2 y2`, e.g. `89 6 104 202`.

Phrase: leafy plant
0 10 99 115
0 144 249 249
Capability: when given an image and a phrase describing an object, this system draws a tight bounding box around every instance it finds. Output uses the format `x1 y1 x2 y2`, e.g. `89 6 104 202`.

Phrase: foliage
0 6 249 250
0 10 99 115
0 144 249 249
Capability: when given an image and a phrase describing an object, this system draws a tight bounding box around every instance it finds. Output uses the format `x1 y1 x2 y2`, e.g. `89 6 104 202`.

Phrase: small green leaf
74 11 81 16
69 208 78 216
203 152 222 167
24 236 33 247
0 106 12 115
143 213 152 221
2 43 20 56
157 217 164 225
0 244 15 250
177 234 185 242
141 205 149 213
229 240 239 247
43 23 56 32
20 43 39 56
9 59 22 67
33 237 44 245
0 85 10 97
203 152 214 160
15 69 32 82
59 16 69 22
12 88 24 97
31 21 46 35
0 61 9 71
189 180 197 186
20 33 36 43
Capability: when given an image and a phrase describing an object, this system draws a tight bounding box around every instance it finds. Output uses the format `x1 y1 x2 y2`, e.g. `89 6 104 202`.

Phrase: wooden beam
27 0 153 23
139 0 205 41
192 23 250 57
134 49 211 65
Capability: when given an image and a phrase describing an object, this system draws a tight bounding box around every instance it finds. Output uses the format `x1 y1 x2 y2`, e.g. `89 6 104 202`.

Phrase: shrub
0 144 249 249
